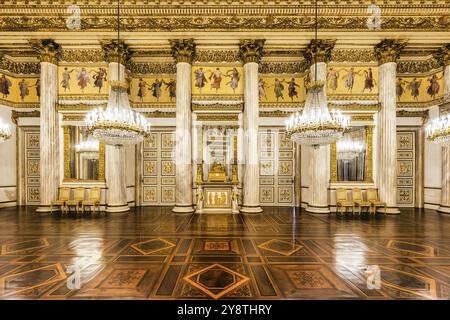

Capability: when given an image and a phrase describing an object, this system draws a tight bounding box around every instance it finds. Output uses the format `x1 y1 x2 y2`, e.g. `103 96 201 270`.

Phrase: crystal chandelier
285 0 349 148
84 0 150 146
75 139 100 158
0 120 11 143
426 114 450 146
336 137 364 160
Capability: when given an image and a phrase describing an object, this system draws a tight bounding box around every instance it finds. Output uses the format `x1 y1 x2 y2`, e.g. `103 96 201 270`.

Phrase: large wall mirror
63 126 105 182
331 126 373 182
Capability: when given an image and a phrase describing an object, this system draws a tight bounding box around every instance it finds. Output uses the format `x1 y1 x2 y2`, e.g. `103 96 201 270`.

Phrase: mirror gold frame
63 125 105 182
330 125 373 183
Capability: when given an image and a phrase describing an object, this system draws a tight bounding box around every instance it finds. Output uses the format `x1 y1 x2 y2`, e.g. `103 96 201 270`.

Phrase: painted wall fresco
396 71 444 103
0 73 39 104
326 66 379 96
191 66 244 97
258 76 306 103
129 76 176 104
58 66 109 96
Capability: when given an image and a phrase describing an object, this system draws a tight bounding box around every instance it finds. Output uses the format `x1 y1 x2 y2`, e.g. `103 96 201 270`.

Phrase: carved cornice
127 61 176 75
259 61 309 75
330 49 376 63
192 102 243 111
397 110 429 123
0 56 40 75
374 39 408 65
303 39 336 65
397 59 442 74
11 110 40 124
142 111 176 118
196 113 239 121
60 49 105 63
170 39 196 64
195 50 240 63
397 97 444 108
100 40 132 65
433 44 450 67
239 39 265 64
0 99 39 109
29 39 61 64
259 110 294 117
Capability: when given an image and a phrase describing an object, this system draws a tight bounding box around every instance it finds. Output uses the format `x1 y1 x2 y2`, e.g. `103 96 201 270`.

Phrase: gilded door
396 131 416 207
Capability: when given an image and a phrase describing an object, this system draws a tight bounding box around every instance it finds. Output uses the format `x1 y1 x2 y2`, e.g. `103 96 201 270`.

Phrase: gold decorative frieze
350 114 374 122
100 40 132 65
259 61 309 75
0 99 39 109
303 39 336 65
397 59 442 74
259 110 295 117
11 110 40 124
192 102 243 111
196 113 239 122
170 39 196 64
397 110 430 123
374 39 408 65
141 111 176 118
60 49 105 63
195 50 240 63
433 44 450 67
29 39 61 65
57 103 107 111
62 114 86 122
0 56 40 75
127 61 176 75
397 97 444 108
331 49 376 63
239 39 265 64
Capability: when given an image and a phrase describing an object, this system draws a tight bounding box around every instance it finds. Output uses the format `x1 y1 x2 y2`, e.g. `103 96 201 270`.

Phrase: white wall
0 106 17 208
424 105 442 209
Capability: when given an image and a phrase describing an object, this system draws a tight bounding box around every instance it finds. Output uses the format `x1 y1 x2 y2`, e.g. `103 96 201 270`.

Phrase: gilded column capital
303 39 336 65
434 44 450 67
29 39 61 65
100 40 132 65
239 39 265 64
169 39 196 64
374 39 407 65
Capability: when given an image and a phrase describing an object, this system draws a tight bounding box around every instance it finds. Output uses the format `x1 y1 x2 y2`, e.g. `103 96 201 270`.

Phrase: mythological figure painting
396 78 408 99
362 68 375 92
209 68 222 92
258 79 268 100
61 67 74 92
427 74 442 99
77 67 90 92
137 78 149 101
408 78 421 100
163 79 176 100
150 78 164 101
274 78 285 101
0 74 12 98
19 79 30 101
327 68 339 93
194 67 208 92
35 79 40 98
92 67 108 93
225 68 240 93
287 78 300 101
341 67 361 93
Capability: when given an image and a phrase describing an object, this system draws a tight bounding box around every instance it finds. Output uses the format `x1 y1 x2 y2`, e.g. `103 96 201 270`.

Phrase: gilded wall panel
396 131 416 207
58 66 109 96
192 66 244 97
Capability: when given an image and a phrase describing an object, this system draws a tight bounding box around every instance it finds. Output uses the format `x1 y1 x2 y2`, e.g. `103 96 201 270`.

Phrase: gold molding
397 97 444 108
141 111 176 118
397 110 430 123
433 44 450 67
192 103 243 111
11 110 40 125
196 113 239 121
330 125 373 183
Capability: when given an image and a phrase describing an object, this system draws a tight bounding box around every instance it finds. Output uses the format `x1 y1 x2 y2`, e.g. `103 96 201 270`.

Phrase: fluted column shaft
105 62 129 213
439 64 450 213
172 61 194 213
241 61 263 213
307 62 330 214
36 61 59 212
377 61 400 214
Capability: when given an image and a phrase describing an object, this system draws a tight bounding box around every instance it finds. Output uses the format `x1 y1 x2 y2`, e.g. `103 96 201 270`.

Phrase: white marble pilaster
36 61 59 212
173 61 194 213
377 61 400 214
439 64 450 214
241 61 263 213
105 61 129 213
307 61 330 214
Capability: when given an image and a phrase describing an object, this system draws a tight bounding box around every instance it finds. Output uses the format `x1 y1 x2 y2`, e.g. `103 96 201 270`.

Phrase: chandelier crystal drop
426 114 450 146
0 120 11 143
85 82 150 146
285 81 350 147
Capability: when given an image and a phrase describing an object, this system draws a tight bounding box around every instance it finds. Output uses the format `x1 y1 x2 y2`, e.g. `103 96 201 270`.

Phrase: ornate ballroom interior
0 0 450 301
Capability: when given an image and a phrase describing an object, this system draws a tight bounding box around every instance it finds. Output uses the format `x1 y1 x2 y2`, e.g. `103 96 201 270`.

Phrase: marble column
30 40 61 212
435 45 450 213
294 144 301 208
170 39 196 213
239 39 265 214
303 39 335 214
101 40 132 213
374 39 407 214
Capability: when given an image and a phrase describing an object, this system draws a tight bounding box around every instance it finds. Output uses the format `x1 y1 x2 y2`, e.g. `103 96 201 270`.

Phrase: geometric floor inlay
258 239 302 256
1 238 50 255
131 238 176 255
183 263 250 299
386 240 435 257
